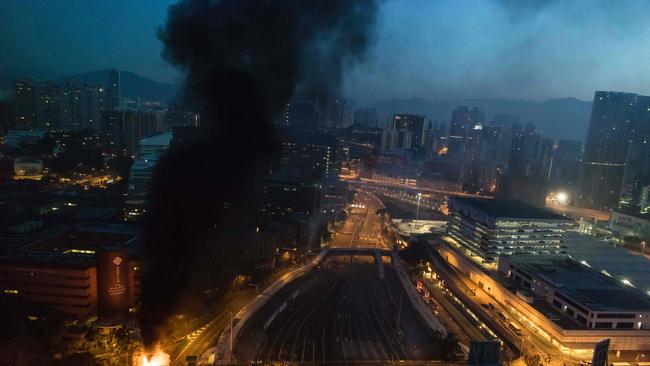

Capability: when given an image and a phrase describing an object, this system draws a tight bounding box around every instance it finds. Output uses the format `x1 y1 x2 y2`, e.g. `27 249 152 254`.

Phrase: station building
0 224 141 319
447 197 574 263
438 243 650 352
498 255 650 330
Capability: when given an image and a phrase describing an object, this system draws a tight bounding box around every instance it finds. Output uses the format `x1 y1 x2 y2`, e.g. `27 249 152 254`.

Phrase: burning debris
135 344 171 366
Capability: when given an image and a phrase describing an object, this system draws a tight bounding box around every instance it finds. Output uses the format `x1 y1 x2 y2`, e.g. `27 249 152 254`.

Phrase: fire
137 344 170 366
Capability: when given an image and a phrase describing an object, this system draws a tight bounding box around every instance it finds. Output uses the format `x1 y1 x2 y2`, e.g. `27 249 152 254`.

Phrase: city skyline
3 1 650 366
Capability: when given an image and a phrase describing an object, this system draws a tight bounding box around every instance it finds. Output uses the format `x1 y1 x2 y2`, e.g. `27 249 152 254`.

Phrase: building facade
579 91 650 210
447 197 573 262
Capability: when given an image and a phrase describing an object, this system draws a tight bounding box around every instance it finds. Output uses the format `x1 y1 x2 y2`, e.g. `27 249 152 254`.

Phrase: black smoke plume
139 0 380 347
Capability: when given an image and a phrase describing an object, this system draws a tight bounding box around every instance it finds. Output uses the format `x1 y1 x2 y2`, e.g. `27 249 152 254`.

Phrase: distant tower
448 106 484 155
107 69 121 110
578 91 650 210
14 80 38 130
392 114 426 149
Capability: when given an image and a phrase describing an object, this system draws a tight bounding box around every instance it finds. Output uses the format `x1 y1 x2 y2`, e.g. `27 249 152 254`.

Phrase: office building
579 91 650 210
447 197 573 262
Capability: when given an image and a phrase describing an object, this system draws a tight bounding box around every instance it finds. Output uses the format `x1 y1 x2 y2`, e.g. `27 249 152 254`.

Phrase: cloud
344 0 650 104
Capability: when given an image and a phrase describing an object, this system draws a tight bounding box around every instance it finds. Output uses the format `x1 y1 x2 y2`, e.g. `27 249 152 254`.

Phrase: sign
467 340 500 366
591 339 610 366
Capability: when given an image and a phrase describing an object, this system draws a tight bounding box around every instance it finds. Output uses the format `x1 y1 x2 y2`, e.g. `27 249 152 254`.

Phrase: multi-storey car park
447 197 574 263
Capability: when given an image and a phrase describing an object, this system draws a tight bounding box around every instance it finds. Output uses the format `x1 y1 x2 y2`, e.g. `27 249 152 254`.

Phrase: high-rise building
353 107 378 127
578 91 650 210
0 100 15 136
551 139 582 189
165 110 199 131
14 80 38 130
461 123 506 193
38 81 66 131
618 139 650 211
107 69 121 110
277 131 339 180
508 122 545 177
448 106 484 155
101 110 157 156
392 114 425 149
124 132 172 221
74 84 105 131
14 80 105 133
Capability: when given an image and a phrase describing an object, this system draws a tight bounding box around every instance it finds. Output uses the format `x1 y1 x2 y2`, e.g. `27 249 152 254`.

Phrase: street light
415 192 422 228
227 310 234 358
396 290 405 335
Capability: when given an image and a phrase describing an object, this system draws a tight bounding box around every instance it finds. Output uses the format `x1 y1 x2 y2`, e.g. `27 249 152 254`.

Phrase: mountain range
374 97 592 141
57 69 180 104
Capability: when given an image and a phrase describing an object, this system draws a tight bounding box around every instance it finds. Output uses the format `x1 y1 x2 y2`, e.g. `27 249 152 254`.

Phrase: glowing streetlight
555 191 568 205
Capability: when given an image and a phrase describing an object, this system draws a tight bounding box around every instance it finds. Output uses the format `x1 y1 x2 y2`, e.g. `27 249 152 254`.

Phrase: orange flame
137 344 170 366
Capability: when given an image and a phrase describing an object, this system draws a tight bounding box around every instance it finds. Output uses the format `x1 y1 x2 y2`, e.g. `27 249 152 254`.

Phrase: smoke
139 0 380 347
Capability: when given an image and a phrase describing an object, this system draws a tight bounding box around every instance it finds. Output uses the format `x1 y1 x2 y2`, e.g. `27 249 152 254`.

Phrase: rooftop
0 224 142 269
564 232 650 297
450 197 570 221
507 255 650 312
138 132 172 146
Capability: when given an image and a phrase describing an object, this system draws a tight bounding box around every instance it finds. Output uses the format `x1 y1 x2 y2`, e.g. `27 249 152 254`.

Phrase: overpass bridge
316 247 396 279
312 246 448 338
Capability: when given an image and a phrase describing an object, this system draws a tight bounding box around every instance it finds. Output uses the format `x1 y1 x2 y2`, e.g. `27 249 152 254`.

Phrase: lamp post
396 290 404 335
415 192 422 230
227 310 234 357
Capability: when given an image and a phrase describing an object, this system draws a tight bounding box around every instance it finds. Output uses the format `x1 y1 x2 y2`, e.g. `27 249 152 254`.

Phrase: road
340 176 488 199
330 189 387 249
168 266 298 365
545 200 610 221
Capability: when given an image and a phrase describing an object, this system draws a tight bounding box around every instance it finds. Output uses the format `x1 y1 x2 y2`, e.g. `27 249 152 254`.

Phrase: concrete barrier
391 251 448 337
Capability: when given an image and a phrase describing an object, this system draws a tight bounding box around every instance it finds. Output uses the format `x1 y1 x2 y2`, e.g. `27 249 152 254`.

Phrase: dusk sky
3 0 650 103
